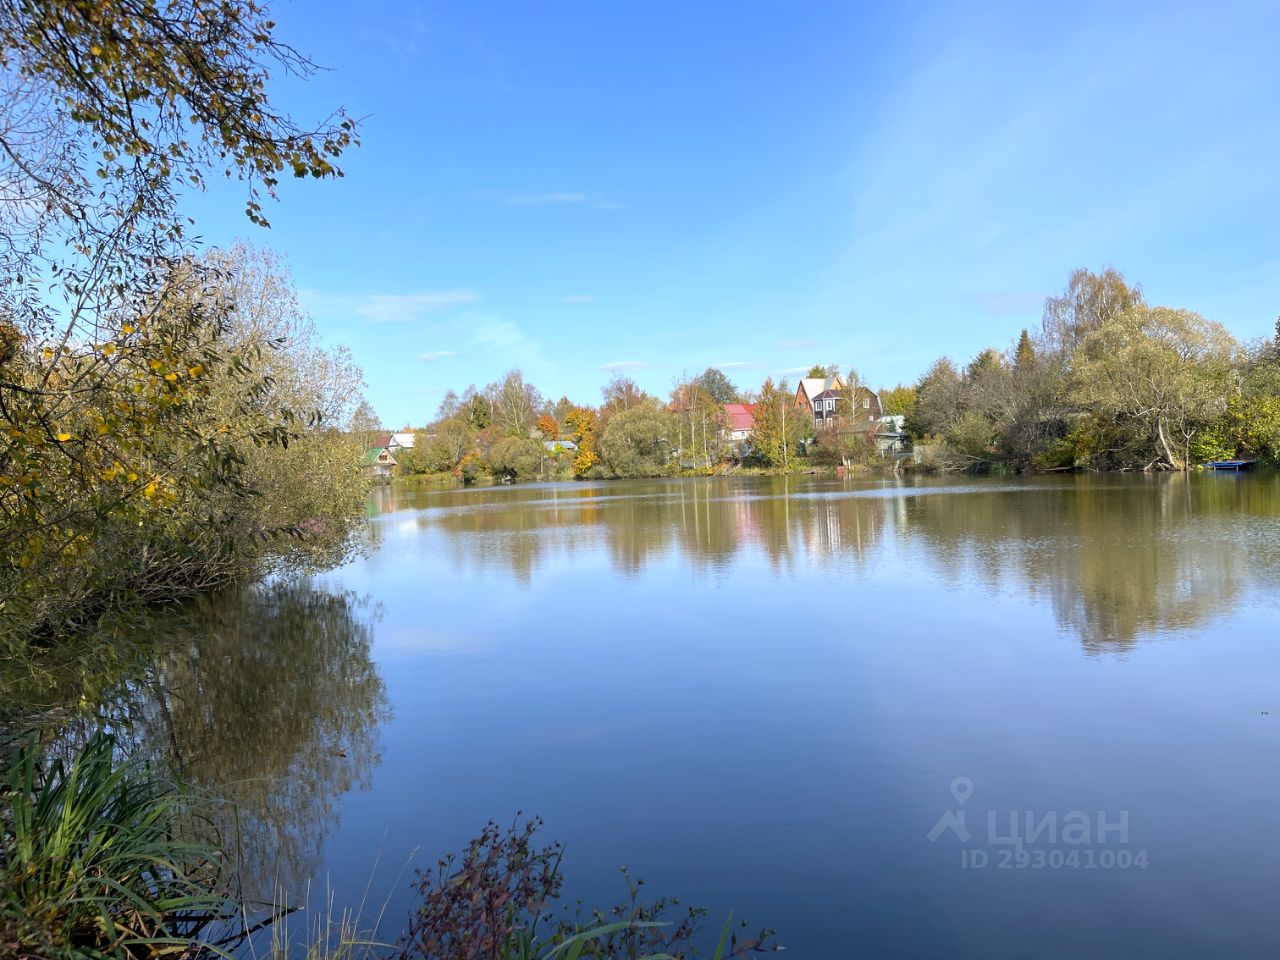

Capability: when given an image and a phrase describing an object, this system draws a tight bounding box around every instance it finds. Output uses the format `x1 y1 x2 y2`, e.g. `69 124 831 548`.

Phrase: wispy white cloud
561 295 594 303
302 289 480 324
509 192 588 206
777 339 821 350
357 291 480 323
417 350 458 362
779 366 811 375
499 191 623 210
468 315 554 376
601 360 648 371
716 361 753 369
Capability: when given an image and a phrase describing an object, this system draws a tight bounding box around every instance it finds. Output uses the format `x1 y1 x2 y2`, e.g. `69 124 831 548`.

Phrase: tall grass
0 732 239 958
0 737 776 959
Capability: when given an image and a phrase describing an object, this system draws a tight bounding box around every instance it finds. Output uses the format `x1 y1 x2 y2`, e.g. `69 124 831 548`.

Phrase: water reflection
150 582 389 898
377 473 1280 650
15 582 391 902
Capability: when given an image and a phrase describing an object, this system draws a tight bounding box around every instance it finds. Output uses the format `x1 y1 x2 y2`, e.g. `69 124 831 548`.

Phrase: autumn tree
536 413 559 441
564 406 600 476
423 419 475 473
1042 267 1144 354
748 379 809 467
0 0 359 648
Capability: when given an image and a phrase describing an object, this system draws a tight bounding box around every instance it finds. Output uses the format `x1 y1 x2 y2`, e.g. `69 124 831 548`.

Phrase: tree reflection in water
381 473 1280 652
154 581 387 901
49 581 392 904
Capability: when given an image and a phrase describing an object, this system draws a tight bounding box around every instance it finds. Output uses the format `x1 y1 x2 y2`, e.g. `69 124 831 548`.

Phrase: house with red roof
724 403 755 443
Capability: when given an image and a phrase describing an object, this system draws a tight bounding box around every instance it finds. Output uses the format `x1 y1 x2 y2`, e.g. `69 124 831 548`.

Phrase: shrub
399 817 778 960
488 437 544 482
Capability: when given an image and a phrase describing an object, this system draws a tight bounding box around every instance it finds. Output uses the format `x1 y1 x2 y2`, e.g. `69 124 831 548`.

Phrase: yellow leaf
164 372 178 381
188 364 205 377
54 432 71 442
101 343 116 356
122 324 135 334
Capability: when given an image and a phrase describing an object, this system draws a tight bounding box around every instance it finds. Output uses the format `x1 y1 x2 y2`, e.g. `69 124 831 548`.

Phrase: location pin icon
950 777 974 805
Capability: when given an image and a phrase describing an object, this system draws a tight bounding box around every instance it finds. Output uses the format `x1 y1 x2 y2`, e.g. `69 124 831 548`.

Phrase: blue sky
189 0 1280 428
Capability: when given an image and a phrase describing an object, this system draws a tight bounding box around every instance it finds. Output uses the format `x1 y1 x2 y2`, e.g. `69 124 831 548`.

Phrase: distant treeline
383 267 1280 483
886 268 1280 472
371 362 897 484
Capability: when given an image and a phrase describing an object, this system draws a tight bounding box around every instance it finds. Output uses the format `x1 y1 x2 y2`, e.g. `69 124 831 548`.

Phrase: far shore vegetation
376 267 1280 487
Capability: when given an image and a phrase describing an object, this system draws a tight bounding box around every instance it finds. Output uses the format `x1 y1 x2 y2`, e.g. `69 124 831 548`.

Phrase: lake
94 474 1280 957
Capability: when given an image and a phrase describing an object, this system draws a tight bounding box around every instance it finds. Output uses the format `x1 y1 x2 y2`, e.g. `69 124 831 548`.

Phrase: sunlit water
103 474 1280 957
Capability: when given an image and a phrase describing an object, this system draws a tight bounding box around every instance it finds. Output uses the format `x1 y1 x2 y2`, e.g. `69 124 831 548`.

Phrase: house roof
797 376 845 403
812 389 843 402
724 403 755 432
371 432 393 449
390 431 415 448
361 447 396 466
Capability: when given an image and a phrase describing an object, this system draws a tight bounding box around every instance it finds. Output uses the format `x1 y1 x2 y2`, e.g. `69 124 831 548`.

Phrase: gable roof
724 403 755 432
361 447 397 466
797 375 845 404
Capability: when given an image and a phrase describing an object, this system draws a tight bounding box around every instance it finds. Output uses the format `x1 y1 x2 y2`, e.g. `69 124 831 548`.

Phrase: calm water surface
133 475 1280 957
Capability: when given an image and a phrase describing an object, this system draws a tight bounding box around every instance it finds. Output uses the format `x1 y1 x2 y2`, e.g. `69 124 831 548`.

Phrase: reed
0 732 238 957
